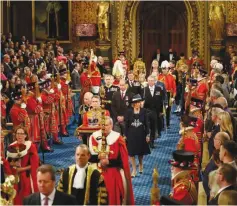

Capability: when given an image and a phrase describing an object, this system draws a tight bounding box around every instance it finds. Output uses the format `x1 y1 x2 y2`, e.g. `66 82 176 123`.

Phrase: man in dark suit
126 71 141 95
97 56 107 77
166 48 178 62
208 163 237 205
111 79 134 135
71 63 81 90
143 75 164 148
3 54 13 78
67 52 74 73
23 164 77 205
152 48 164 67
57 144 101 205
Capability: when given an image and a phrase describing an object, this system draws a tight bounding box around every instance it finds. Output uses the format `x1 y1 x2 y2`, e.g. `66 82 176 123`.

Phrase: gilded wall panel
226 2 237 23
71 1 97 50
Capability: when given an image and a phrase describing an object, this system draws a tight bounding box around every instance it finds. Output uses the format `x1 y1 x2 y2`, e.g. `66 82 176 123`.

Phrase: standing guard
26 81 52 152
41 79 62 145
158 60 176 128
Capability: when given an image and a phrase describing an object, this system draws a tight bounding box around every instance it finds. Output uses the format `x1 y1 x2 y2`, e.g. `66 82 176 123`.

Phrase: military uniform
9 92 30 134
158 73 176 127
41 80 62 144
170 171 198 204
126 80 141 95
169 150 198 205
100 84 119 117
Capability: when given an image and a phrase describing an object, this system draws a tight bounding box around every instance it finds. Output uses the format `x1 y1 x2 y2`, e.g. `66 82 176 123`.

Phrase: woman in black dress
125 94 150 177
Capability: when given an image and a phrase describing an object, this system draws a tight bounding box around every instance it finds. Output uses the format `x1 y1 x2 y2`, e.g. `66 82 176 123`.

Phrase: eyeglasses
16 132 26 135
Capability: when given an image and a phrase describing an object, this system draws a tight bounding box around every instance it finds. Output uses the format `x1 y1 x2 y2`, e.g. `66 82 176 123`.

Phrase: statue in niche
209 3 226 41
97 1 110 41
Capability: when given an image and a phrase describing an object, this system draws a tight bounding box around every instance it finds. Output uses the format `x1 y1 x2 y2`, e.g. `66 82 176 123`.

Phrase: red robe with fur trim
7 141 39 205
89 130 135 205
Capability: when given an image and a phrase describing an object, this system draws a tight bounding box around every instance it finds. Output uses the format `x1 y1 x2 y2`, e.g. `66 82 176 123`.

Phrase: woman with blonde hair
217 111 234 140
150 59 159 77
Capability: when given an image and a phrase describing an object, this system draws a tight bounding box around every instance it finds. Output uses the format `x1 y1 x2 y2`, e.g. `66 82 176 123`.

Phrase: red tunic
191 78 208 100
171 171 197 205
10 104 30 133
1 99 7 119
41 91 58 135
7 141 39 205
61 78 73 118
89 130 135 205
158 74 176 96
26 95 45 142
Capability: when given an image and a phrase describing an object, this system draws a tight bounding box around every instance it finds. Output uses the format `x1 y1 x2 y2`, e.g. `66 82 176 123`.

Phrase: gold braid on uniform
97 175 108 205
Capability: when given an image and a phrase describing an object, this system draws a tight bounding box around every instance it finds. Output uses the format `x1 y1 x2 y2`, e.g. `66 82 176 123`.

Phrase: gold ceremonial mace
150 167 160 205
93 86 113 164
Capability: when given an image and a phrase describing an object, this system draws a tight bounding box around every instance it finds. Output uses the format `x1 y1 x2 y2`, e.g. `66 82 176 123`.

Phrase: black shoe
150 142 155 149
53 140 63 145
62 133 69 137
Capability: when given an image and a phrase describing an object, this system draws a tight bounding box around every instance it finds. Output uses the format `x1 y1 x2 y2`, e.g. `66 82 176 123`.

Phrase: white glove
171 98 175 103
57 84 61 89
21 103 26 109
65 80 70 85
49 89 54 94
37 97 42 103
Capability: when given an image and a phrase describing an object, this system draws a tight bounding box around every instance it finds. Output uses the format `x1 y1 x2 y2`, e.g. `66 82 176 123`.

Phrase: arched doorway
139 1 187 70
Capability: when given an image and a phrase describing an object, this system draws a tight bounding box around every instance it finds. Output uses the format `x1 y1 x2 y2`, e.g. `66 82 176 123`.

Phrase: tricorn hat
199 68 208 77
131 94 143 103
169 150 195 169
191 97 203 108
181 114 198 127
12 92 22 100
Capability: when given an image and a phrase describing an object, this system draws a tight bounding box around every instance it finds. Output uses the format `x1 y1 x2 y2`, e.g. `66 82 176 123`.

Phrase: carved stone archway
111 1 208 66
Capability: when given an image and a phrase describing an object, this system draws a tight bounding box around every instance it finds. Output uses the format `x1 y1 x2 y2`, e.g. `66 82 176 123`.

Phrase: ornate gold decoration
209 2 226 41
71 1 97 50
0 175 18 205
226 2 237 23
113 1 207 65
150 167 160 205
97 1 110 42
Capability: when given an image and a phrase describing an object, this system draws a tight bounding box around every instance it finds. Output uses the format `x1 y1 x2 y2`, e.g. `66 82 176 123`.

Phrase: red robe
7 141 39 205
158 74 176 96
61 78 73 118
191 78 208 100
89 130 135 205
1 98 7 120
41 91 58 140
26 94 45 142
170 171 197 205
10 104 30 133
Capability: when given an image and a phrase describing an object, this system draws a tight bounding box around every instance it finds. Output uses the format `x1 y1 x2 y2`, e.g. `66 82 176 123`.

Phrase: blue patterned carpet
39 108 180 205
